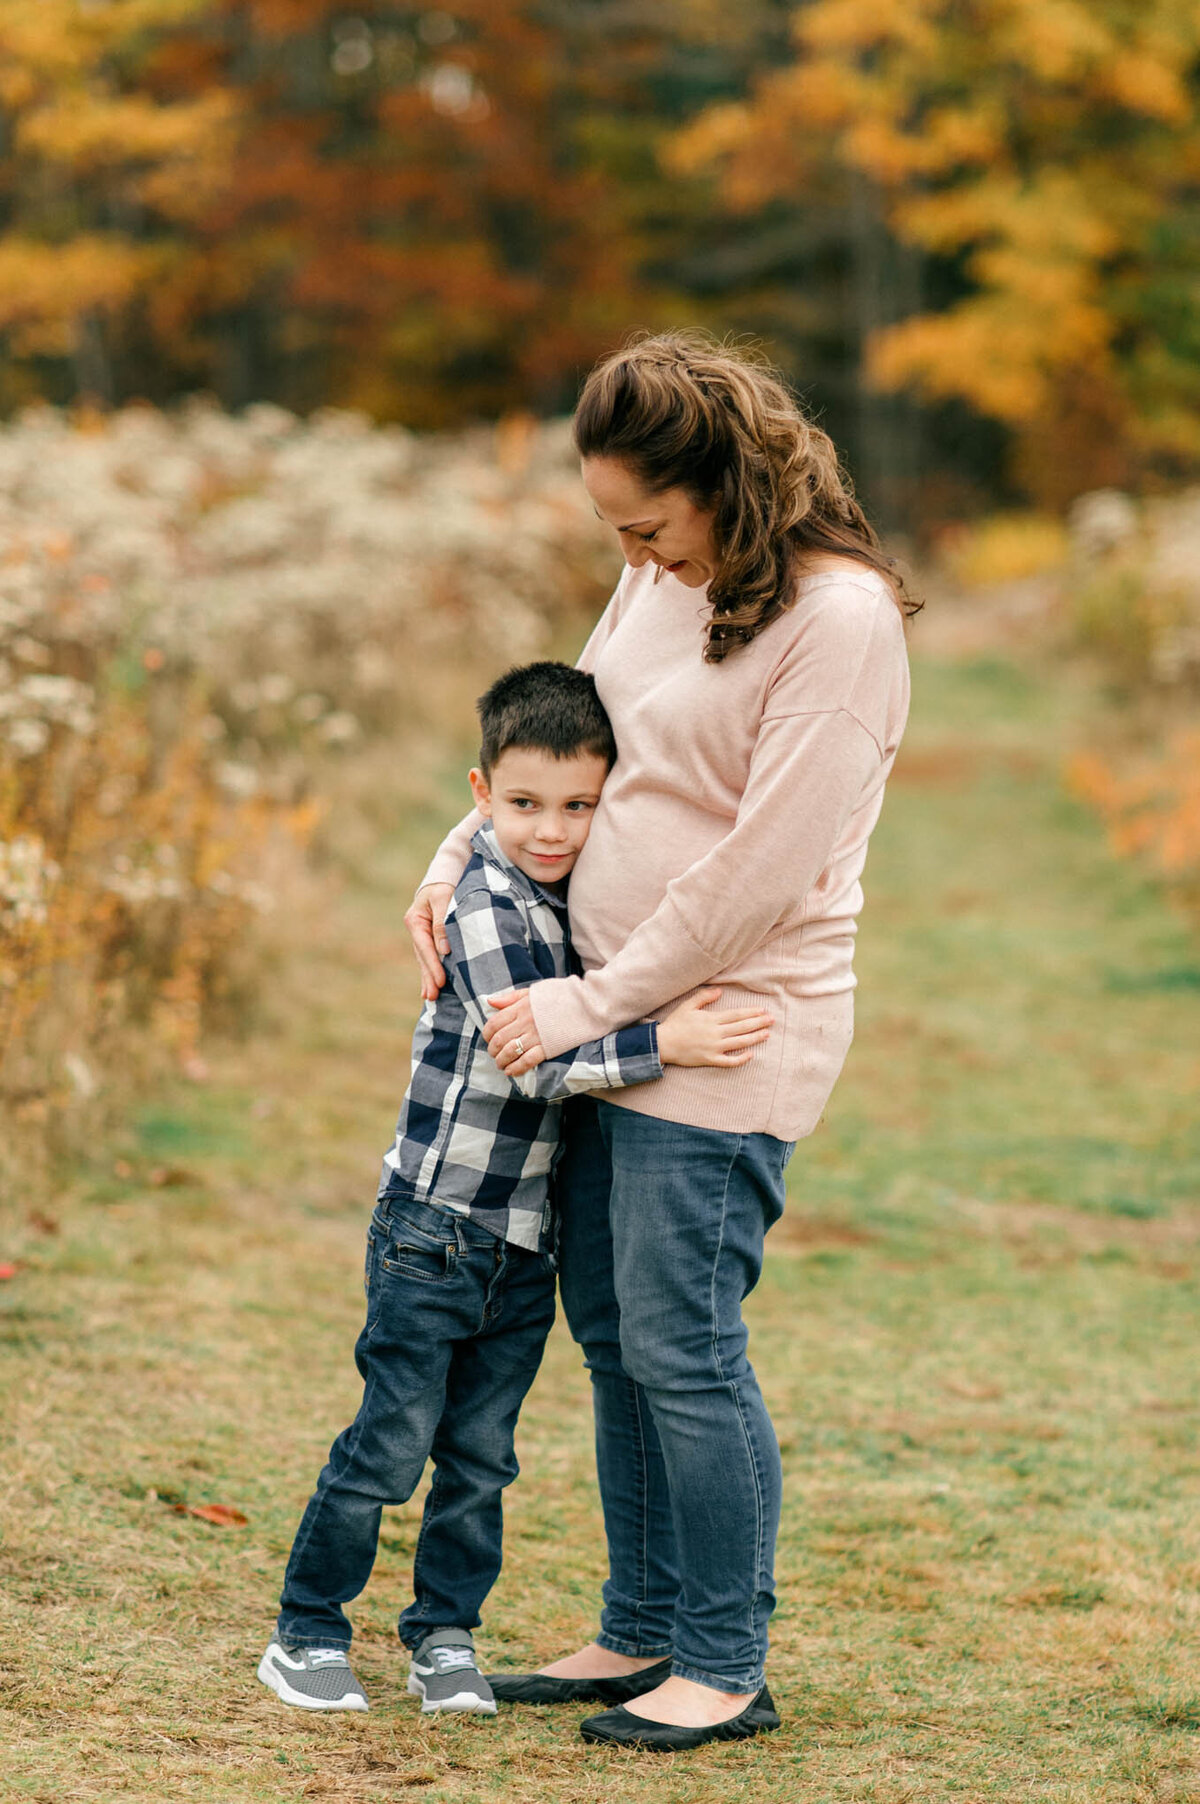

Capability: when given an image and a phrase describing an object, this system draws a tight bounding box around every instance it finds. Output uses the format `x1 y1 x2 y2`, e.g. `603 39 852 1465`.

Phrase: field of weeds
0 403 614 1193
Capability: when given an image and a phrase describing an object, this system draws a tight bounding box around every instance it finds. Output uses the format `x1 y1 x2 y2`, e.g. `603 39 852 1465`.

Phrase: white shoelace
430 1646 477 1670
307 1648 349 1666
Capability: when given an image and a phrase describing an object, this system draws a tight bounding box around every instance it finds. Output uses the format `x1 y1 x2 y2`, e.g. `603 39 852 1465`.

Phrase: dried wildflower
0 835 60 929
6 718 51 757
214 760 260 799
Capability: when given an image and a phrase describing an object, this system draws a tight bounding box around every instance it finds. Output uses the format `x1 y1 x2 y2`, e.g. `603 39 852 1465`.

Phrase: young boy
257 662 770 1716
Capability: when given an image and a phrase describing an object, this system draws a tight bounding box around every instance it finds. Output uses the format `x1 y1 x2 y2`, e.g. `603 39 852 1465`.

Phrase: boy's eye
565 800 594 812
511 798 535 809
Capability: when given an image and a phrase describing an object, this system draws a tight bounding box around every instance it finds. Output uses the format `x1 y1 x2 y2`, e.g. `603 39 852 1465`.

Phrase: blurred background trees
1 0 1199 529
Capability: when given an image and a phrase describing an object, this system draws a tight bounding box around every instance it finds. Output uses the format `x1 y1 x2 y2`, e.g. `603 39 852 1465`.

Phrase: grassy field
2 636 1198 1803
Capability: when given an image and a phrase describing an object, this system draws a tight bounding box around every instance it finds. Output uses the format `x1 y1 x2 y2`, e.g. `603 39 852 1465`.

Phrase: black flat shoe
579 1684 780 1750
486 1656 673 1706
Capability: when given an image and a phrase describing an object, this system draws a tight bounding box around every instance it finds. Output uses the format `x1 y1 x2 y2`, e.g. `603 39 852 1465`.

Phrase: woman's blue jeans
556 1096 792 1695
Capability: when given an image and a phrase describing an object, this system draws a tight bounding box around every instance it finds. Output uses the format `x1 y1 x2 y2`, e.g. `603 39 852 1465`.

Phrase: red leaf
174 1502 248 1528
0 1263 17 1280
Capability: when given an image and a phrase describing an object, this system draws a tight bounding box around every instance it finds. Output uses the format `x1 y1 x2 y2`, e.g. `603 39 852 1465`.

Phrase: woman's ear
468 768 492 817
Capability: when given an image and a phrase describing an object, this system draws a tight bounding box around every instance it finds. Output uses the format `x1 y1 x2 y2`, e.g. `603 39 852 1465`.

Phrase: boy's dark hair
477 661 616 777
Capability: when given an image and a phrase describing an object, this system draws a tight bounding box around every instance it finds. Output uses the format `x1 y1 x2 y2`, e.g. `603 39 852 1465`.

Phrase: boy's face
469 745 609 887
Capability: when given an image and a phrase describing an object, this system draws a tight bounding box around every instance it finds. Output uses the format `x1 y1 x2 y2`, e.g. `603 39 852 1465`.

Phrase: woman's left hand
484 989 545 1075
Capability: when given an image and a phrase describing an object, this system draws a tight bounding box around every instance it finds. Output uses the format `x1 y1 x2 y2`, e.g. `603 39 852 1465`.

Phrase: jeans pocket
380 1202 459 1284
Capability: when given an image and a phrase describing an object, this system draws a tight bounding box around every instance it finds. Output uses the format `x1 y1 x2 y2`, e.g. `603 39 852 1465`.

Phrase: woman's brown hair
573 331 921 662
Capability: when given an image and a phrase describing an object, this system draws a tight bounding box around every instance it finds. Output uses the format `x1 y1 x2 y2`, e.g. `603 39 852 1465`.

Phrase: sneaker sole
407 1672 498 1715
257 1650 369 1712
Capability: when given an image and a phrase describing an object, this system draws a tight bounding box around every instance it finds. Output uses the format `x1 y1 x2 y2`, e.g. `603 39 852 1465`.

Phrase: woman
405 332 915 1750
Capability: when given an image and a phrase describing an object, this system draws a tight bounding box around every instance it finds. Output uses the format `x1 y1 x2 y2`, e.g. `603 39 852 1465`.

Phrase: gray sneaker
257 1640 369 1711
407 1629 497 1714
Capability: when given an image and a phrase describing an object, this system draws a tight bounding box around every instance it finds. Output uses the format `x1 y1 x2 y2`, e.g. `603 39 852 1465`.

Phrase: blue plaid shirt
378 824 662 1252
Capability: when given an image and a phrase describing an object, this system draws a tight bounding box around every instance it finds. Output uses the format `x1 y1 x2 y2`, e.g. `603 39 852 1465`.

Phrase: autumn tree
674 0 1200 505
0 0 236 408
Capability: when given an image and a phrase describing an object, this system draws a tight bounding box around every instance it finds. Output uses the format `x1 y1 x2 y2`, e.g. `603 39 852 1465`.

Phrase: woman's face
582 455 718 588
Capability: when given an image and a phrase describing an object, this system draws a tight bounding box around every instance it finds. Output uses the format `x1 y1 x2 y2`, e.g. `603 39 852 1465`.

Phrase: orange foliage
1070 737 1200 918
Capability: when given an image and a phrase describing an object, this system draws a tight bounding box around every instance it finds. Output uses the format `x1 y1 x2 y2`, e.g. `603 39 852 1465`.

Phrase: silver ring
512 1037 525 1057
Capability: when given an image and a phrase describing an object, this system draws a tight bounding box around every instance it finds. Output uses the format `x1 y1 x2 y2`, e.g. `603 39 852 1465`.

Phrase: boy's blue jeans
557 1097 792 1696
276 1194 556 1652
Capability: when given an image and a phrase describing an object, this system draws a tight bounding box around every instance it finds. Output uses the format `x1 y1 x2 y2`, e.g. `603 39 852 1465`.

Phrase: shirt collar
470 822 569 911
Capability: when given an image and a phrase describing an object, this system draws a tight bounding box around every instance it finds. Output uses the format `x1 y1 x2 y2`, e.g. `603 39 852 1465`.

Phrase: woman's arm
487 709 882 1067
487 592 908 1070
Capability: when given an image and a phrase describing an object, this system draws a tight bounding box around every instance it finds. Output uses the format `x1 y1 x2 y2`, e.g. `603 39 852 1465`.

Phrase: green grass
1 648 1198 1802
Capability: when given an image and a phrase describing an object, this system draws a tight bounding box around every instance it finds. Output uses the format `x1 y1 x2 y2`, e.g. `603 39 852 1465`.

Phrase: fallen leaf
26 1209 59 1236
113 1159 134 1179
0 1262 17 1281
173 1502 248 1528
149 1165 197 1188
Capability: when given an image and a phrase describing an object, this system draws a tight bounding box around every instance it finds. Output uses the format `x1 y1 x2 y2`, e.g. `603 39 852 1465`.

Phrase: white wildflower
241 402 299 442
214 760 260 799
10 635 51 666
191 496 293 567
353 643 394 690
319 711 360 746
0 834 59 928
229 680 261 712
63 1052 97 1099
258 672 295 706
97 774 138 816
1068 490 1138 559
6 717 50 756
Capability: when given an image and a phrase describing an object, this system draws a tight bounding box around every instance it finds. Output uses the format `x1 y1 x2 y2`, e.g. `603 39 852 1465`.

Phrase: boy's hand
405 883 455 1001
656 989 774 1068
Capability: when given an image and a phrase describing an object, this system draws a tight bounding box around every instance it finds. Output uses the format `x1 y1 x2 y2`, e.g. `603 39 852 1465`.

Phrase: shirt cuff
610 1022 662 1087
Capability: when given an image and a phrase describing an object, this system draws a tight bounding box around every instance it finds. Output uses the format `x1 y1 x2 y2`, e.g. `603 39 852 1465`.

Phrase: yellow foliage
942 512 1070 587
17 91 236 176
679 0 1200 469
0 0 211 80
0 237 157 329
1102 51 1191 122
798 0 942 59
869 303 1055 422
988 0 1113 83
0 0 236 345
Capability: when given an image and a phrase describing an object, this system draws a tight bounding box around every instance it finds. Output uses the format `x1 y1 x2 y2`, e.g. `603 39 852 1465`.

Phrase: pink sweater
423 558 910 1141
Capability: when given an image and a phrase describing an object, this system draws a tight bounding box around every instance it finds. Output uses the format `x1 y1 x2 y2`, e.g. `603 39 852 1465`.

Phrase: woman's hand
656 989 774 1067
404 883 455 1001
484 989 544 1076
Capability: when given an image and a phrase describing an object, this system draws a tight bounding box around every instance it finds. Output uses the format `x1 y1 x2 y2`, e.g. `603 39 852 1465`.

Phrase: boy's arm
444 885 662 1101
